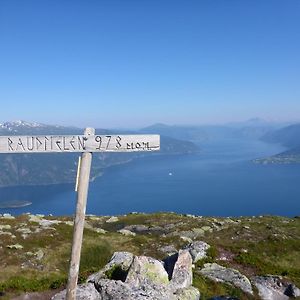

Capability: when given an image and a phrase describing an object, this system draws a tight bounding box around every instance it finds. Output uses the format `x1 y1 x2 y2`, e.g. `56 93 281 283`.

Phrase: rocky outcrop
53 250 200 300
7 244 24 250
208 297 240 300
125 256 169 287
184 241 210 263
252 275 300 300
122 224 166 235
2 212 300 300
88 251 134 283
118 229 136 236
0 213 15 219
51 283 102 300
94 279 199 300
0 224 11 230
285 284 300 298
158 244 177 255
200 263 253 295
170 250 193 290
105 216 119 223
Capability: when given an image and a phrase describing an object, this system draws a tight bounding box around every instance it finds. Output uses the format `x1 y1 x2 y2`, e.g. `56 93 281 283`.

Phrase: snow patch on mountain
0 120 46 131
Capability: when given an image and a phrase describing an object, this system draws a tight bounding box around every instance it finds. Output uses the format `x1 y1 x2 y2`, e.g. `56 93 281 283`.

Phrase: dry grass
0 213 299 299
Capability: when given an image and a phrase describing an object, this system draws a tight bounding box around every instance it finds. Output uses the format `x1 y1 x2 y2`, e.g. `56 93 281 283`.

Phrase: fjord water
0 139 299 217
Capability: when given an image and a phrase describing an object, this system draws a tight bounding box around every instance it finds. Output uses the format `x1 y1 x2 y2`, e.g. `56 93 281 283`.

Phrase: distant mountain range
0 121 199 187
262 123 300 149
1 119 298 186
255 123 300 164
142 120 300 165
141 119 284 141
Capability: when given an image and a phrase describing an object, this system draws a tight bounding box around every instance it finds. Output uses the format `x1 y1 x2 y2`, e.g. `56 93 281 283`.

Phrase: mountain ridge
255 123 300 164
261 123 300 149
141 120 283 141
0 121 199 187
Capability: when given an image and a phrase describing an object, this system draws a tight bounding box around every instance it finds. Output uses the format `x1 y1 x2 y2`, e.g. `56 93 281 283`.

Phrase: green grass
79 242 113 281
0 274 67 293
0 213 299 298
195 245 218 269
193 273 256 300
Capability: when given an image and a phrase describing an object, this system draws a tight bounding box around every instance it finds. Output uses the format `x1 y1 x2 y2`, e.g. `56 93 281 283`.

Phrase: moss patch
0 213 299 298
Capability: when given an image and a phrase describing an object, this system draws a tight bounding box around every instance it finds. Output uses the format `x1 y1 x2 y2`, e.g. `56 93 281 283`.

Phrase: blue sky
0 0 299 128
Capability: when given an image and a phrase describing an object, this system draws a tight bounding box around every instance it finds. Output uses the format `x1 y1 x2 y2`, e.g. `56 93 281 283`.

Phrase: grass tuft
78 242 113 282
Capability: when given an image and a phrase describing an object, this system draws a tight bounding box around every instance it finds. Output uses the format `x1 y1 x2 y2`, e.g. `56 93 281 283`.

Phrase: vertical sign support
66 127 95 300
0 131 160 299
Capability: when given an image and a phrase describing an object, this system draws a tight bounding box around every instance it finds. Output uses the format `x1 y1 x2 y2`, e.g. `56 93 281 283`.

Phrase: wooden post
0 130 159 299
66 127 95 300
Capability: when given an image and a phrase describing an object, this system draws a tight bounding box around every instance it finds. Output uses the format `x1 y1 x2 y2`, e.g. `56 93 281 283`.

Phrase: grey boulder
53 250 200 300
252 276 300 300
184 241 210 263
88 251 134 283
170 250 193 290
125 256 169 287
52 283 101 300
200 263 253 295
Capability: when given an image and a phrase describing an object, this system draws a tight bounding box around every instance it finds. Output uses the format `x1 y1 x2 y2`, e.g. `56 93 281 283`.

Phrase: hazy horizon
1 1 299 128
0 116 297 131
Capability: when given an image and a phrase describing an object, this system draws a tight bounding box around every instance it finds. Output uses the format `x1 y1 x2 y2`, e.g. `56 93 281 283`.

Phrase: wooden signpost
0 128 160 300
0 133 160 153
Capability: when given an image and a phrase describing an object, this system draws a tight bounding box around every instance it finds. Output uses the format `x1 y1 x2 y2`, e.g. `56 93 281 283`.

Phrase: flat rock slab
1 213 15 219
96 279 176 300
55 278 200 300
0 224 11 230
52 283 101 300
252 276 300 300
0 231 15 237
123 224 150 233
118 229 136 236
200 263 253 295
106 216 119 223
7 244 23 250
208 297 240 300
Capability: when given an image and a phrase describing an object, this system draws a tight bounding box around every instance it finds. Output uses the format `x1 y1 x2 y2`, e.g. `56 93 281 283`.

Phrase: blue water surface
0 139 299 217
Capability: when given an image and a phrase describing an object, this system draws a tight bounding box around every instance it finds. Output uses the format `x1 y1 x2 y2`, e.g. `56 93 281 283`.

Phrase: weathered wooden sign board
0 128 160 300
0 134 160 153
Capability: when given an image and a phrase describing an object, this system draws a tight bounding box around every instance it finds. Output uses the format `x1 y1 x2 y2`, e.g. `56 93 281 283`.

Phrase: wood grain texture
66 128 94 300
0 134 160 153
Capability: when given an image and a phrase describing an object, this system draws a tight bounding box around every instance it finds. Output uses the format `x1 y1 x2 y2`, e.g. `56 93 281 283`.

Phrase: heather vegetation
0 213 299 299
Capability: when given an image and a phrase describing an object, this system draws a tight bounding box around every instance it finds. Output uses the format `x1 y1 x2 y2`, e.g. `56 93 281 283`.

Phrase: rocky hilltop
0 212 299 299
